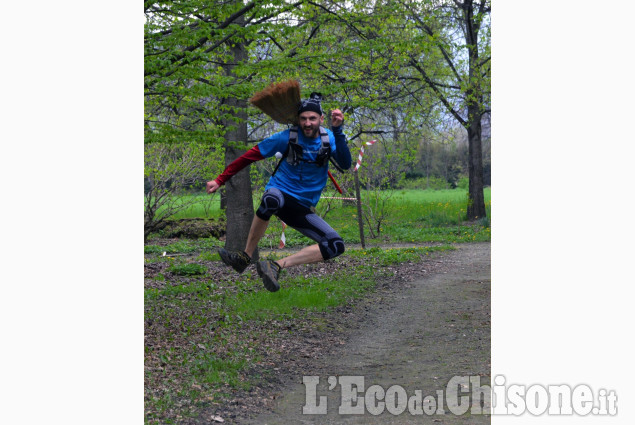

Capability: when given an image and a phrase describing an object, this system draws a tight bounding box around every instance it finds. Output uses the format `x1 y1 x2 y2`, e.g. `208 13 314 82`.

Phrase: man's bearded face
299 111 324 139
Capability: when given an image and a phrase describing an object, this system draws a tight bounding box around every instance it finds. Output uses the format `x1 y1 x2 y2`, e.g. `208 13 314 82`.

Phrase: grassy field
144 188 490 423
169 188 490 219
149 187 491 249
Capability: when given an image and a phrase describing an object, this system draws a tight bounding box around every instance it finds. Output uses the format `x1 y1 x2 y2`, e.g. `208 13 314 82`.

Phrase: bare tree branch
409 59 466 127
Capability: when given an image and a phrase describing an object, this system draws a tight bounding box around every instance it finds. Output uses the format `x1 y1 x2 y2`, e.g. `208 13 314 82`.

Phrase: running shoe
218 248 251 273
256 260 282 292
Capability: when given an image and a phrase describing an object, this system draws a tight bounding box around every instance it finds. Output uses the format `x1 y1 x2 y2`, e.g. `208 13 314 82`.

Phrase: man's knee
319 234 345 260
256 188 285 220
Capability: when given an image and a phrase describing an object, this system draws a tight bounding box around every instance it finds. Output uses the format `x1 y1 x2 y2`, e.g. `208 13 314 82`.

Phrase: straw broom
249 80 301 126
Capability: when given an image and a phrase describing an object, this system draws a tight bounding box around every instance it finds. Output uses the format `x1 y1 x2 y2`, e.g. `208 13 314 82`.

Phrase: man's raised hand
331 109 344 127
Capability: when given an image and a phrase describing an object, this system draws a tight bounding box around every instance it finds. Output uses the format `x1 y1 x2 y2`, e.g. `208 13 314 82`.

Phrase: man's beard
302 126 319 138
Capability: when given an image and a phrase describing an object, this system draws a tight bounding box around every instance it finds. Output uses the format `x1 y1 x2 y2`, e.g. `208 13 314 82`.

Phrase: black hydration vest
272 126 342 176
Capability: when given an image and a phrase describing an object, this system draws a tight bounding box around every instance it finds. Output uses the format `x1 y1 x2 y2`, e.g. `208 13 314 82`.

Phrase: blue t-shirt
258 128 338 208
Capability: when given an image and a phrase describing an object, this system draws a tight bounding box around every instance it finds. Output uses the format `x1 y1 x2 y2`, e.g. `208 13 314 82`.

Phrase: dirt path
244 242 491 424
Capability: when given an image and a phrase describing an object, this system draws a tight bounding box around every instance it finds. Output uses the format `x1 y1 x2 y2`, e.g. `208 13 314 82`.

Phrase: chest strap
285 126 331 167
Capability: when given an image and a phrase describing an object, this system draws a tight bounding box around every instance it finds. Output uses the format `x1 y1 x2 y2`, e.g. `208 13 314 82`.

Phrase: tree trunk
466 120 486 219
220 189 227 210
222 12 256 257
464 0 486 220
223 120 255 253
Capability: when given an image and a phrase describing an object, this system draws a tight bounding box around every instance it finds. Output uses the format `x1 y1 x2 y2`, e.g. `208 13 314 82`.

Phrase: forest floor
162 242 491 424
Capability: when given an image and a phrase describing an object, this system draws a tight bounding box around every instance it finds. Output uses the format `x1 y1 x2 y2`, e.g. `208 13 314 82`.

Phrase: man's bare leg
244 215 270 258
257 244 324 292
276 244 324 268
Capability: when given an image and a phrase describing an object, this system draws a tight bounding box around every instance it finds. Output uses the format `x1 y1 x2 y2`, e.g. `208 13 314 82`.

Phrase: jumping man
206 93 352 291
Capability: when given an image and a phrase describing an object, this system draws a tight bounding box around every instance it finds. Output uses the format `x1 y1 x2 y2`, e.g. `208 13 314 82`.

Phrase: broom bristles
249 80 301 125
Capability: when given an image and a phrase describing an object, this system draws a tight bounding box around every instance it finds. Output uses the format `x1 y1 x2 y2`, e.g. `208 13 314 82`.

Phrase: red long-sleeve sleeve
214 145 265 186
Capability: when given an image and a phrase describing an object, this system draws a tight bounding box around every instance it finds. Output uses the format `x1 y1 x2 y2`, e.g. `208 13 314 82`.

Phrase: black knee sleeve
256 188 285 220
268 196 345 260
318 233 345 260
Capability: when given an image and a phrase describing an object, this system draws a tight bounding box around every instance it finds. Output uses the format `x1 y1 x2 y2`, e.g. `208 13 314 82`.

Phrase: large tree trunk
222 12 256 257
466 118 486 219
223 104 254 253
464 0 487 220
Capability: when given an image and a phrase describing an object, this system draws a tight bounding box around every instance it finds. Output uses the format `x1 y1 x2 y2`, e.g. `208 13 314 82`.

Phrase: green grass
189 352 249 388
226 275 373 321
270 188 490 247
144 187 489 423
161 187 490 224
144 280 216 300
382 188 490 227
144 238 221 254
145 188 491 252
275 191 490 246
158 194 224 220
166 262 207 276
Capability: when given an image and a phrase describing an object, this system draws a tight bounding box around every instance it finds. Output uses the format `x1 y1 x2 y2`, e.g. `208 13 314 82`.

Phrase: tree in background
144 0 492 241
398 0 491 219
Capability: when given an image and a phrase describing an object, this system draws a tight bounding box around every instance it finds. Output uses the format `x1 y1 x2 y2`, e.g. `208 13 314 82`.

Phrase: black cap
298 92 323 115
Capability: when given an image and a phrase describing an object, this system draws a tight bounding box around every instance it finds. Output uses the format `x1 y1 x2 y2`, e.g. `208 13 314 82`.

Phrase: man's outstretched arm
206 145 265 193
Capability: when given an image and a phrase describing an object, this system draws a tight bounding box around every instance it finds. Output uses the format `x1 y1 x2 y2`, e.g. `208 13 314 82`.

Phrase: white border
1 1 141 423
492 1 634 423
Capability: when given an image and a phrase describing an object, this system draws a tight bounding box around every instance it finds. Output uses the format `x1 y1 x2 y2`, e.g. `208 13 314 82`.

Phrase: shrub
144 142 219 242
